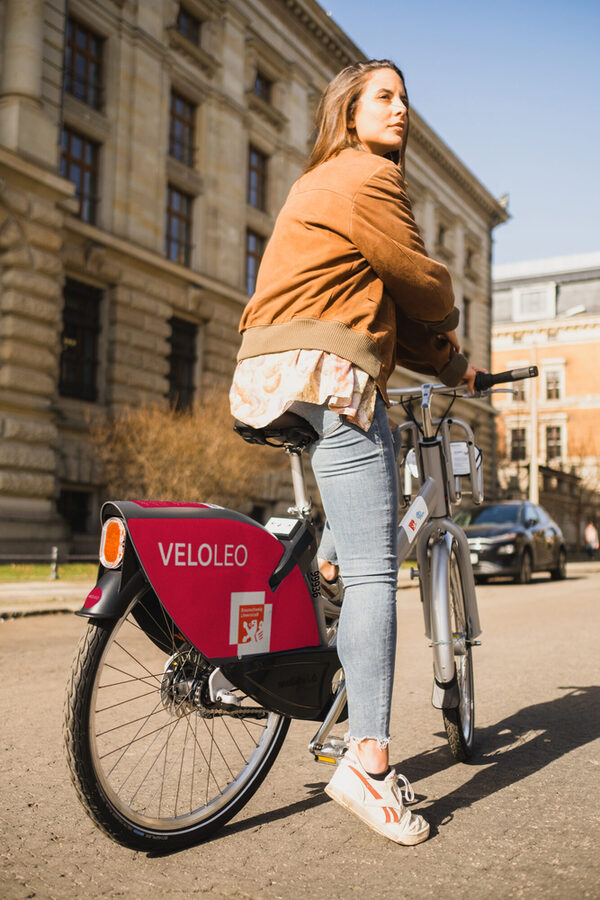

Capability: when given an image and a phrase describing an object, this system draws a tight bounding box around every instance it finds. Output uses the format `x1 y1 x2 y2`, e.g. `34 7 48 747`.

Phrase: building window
513 381 526 402
59 279 101 402
510 427 527 462
168 316 197 411
169 91 196 167
465 248 474 270
463 297 471 339
436 224 446 247
60 127 99 224
58 489 93 534
512 284 556 322
248 146 268 211
176 5 201 45
165 185 193 266
254 71 273 104
246 230 265 296
546 425 562 461
545 370 561 400
64 17 104 109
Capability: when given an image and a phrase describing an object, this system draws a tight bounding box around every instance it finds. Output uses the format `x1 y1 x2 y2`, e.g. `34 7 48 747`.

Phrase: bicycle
64 366 537 851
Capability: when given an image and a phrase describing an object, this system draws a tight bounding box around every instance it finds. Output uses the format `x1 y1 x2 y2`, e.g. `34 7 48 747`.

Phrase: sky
322 0 600 266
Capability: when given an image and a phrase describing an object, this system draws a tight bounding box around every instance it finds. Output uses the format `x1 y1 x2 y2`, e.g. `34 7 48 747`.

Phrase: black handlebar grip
473 371 494 391
474 366 539 392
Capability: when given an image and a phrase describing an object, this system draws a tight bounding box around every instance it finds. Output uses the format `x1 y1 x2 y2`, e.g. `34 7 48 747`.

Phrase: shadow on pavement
149 686 599 855
222 686 600 842
147 784 331 856
409 685 600 832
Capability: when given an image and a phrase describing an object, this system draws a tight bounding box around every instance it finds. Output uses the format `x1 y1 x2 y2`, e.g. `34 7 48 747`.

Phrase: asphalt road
1 570 599 899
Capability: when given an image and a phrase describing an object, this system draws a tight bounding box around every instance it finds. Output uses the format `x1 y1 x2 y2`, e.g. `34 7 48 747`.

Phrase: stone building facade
0 0 508 554
492 252 600 548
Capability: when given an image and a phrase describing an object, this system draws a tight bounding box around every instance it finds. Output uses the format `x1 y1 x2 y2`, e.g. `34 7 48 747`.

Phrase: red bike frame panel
127 517 320 659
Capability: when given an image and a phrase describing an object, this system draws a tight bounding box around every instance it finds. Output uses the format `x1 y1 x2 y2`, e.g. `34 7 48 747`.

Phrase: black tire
474 575 488 585
515 549 532 585
64 586 290 852
550 548 567 580
442 549 475 761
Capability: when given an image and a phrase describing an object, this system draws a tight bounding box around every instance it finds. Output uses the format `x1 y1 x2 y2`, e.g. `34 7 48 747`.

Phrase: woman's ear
346 99 357 132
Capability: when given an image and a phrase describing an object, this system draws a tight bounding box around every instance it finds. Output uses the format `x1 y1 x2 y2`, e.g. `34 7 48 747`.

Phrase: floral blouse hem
229 349 377 433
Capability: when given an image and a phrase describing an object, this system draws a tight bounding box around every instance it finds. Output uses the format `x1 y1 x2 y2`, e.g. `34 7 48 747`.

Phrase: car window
454 504 521 526
536 507 550 526
524 503 538 525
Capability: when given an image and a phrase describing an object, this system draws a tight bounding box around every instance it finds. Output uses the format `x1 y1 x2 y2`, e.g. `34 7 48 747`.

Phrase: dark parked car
453 501 567 584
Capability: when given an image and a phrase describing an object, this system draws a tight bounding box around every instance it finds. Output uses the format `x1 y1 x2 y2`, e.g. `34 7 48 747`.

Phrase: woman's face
349 68 408 157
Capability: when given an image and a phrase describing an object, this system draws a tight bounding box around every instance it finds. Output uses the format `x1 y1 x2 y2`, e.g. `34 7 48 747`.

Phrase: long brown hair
305 59 409 173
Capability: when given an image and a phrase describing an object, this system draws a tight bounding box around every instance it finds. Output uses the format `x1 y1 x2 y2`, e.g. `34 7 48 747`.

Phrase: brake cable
401 397 423 437
434 391 458 438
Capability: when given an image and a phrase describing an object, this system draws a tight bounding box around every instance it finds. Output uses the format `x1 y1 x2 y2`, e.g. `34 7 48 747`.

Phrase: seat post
287 450 311 517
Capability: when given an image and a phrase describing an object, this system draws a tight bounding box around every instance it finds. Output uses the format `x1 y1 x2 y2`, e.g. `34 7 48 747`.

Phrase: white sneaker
325 752 429 845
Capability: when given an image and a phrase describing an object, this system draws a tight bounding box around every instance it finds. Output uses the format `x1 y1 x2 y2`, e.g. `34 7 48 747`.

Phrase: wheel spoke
96 688 159 713
98 669 166 688
112 639 163 686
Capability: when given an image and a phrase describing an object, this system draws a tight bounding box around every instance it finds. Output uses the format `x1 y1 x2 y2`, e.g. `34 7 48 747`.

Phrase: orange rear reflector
100 517 126 568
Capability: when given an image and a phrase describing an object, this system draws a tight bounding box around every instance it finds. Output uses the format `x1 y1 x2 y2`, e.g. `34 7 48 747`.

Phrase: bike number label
400 496 428 542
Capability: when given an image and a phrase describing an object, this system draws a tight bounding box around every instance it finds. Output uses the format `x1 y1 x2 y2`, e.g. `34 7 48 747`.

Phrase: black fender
77 569 147 621
77 569 185 657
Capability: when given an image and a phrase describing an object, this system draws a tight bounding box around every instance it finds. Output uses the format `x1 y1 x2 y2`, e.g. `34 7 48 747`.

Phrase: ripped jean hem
346 733 391 751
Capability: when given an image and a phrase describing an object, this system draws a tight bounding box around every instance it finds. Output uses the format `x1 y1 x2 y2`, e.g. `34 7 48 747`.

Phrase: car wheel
515 550 532 585
550 548 567 580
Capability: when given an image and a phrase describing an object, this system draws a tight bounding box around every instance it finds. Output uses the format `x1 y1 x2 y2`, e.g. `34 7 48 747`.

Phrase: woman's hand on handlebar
437 330 487 394
460 363 488 395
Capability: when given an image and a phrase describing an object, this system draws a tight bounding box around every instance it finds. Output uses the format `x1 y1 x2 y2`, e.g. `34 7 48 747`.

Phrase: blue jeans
289 394 399 747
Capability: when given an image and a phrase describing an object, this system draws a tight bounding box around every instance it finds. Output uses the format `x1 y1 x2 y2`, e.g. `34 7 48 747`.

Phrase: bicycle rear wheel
442 547 475 760
64 584 290 851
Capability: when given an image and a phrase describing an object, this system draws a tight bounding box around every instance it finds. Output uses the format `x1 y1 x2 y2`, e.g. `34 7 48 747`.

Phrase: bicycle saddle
234 411 318 451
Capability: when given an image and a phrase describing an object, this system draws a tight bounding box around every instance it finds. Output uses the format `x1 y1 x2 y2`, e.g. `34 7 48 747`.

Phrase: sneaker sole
324 783 430 845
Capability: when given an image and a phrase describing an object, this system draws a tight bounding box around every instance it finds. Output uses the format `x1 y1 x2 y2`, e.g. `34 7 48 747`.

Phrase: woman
231 60 481 844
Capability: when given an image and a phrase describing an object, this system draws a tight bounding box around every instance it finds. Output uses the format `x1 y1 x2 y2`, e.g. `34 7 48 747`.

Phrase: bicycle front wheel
64 584 290 851
442 548 475 760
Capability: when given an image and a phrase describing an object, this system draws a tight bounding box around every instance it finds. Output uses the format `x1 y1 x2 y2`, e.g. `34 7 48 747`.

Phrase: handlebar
388 366 539 406
473 366 539 392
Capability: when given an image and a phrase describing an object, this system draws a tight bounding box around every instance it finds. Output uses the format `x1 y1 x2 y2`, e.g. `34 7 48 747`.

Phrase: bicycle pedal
314 754 338 765
309 737 347 765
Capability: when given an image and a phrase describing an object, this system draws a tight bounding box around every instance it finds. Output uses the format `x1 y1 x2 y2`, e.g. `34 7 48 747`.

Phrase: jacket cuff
427 307 460 334
439 352 468 387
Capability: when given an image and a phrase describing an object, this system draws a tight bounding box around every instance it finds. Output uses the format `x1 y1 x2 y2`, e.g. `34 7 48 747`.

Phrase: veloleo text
158 542 248 567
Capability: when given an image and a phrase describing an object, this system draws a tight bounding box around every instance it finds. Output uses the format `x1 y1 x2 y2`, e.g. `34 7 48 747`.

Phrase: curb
0 605 81 621
2 562 597 620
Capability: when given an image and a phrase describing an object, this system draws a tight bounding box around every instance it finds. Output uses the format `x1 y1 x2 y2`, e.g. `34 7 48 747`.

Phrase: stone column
454 220 465 280
422 192 436 254
0 166 71 552
0 0 57 167
2 0 44 98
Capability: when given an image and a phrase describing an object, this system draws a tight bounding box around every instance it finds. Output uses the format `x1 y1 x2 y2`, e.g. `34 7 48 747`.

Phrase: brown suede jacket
238 147 467 400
